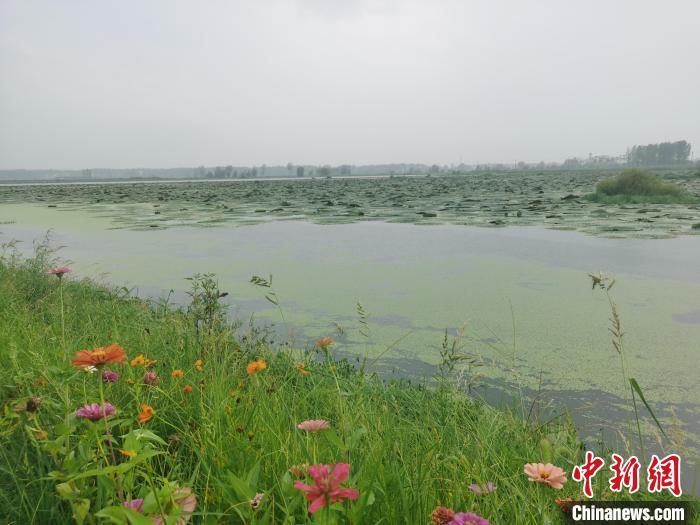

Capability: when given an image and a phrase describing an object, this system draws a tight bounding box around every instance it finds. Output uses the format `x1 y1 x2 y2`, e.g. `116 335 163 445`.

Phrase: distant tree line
626 141 691 166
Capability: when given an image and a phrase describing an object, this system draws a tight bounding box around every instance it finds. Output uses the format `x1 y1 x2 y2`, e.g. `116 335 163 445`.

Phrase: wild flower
76 402 116 421
250 492 264 509
246 359 267 376
449 512 489 525
297 419 330 432
84 366 98 374
524 463 567 489
431 506 456 525
289 464 309 478
27 396 42 412
468 481 496 495
151 487 197 525
295 362 310 376
183 385 193 394
71 344 127 368
130 354 156 367
555 497 574 514
14 396 42 413
194 359 203 371
138 404 154 424
293 463 359 513
171 369 184 379
314 336 334 349
144 371 160 386
101 370 120 383
122 499 144 513
47 266 72 278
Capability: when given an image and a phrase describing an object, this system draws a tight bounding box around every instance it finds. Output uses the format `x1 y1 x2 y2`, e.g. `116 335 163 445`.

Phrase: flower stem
58 278 66 358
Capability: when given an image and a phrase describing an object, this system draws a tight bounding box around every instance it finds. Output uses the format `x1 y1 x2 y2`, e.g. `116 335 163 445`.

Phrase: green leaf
68 450 164 481
322 428 346 451
96 506 153 525
70 499 91 524
226 471 255 501
629 378 669 441
347 426 367 449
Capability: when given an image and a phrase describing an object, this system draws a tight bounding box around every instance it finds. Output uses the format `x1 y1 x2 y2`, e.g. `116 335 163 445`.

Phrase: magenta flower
143 371 159 386
449 512 489 525
122 499 144 513
102 370 120 383
297 419 330 432
294 463 359 513
468 481 496 495
47 266 72 278
76 402 116 421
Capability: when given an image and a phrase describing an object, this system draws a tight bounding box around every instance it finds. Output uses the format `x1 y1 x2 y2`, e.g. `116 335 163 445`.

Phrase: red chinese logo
647 454 682 497
573 452 682 498
609 454 640 494
572 451 605 498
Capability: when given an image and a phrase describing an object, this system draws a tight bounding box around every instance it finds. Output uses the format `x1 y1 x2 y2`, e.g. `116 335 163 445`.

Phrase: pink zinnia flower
468 481 496 495
449 512 489 525
76 402 116 421
151 487 197 525
294 463 359 513
297 419 330 432
102 370 120 383
524 463 567 489
122 499 144 513
143 371 159 386
47 266 72 278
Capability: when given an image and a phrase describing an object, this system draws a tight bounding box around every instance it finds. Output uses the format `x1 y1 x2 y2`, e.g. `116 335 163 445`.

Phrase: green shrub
596 169 681 196
584 169 699 204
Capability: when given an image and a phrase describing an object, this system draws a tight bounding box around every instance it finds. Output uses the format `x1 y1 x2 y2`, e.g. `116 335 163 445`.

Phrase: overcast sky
1 0 699 169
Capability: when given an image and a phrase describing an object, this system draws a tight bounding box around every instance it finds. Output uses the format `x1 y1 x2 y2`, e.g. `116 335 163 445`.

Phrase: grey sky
1 0 699 169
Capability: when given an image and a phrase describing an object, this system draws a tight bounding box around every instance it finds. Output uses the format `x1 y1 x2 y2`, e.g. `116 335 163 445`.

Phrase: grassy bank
0 247 693 524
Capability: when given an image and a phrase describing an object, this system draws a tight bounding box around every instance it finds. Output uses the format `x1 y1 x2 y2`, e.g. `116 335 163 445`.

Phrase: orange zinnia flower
71 344 127 369
246 359 267 376
295 362 311 376
138 404 154 424
314 336 334 349
183 385 193 394
130 354 156 368
171 369 184 379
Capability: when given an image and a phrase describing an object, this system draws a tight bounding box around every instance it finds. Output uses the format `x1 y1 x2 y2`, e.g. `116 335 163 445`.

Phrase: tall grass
0 246 693 524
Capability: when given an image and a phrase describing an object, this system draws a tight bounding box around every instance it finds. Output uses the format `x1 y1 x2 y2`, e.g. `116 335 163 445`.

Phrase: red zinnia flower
293 463 359 513
71 344 127 368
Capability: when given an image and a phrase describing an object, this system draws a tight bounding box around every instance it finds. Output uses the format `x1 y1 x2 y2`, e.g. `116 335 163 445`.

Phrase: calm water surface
2 204 699 488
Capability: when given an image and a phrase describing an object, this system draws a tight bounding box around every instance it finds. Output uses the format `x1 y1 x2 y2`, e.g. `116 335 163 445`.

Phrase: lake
1 198 699 488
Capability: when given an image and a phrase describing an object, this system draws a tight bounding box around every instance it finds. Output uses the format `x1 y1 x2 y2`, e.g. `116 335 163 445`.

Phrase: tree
296 166 305 177
628 141 691 166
